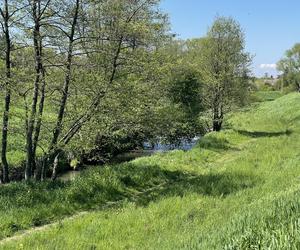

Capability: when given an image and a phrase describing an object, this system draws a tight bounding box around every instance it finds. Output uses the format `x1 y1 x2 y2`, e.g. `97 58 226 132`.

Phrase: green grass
1 92 300 249
250 90 284 102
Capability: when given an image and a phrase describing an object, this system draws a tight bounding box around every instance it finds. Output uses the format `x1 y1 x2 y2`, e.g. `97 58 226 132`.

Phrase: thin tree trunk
33 69 46 180
1 0 12 183
51 153 60 181
60 36 123 146
213 109 223 132
25 0 43 180
213 119 222 132
49 0 80 154
212 92 223 132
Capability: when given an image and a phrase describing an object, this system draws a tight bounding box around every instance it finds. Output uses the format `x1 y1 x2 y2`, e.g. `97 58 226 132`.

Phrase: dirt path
0 211 89 245
0 184 166 245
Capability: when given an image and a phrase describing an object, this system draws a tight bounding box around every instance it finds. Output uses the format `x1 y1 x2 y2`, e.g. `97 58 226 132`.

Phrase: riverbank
1 92 300 249
59 137 200 181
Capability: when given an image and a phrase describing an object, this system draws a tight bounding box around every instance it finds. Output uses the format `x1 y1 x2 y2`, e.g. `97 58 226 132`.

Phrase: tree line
0 0 251 183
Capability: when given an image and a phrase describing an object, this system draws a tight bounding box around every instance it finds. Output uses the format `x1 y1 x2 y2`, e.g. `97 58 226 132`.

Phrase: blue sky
160 0 300 77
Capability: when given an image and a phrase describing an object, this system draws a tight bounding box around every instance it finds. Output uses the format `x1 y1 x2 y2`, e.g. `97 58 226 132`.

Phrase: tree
51 0 168 147
0 1 242 183
46 0 81 180
30 0 170 178
277 43 300 92
199 17 251 131
164 39 206 139
15 0 82 180
59 0 171 158
0 0 23 183
23 0 52 180
0 0 12 183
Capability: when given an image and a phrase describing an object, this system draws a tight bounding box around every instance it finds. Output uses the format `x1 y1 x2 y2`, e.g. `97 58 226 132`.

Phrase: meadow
0 92 299 249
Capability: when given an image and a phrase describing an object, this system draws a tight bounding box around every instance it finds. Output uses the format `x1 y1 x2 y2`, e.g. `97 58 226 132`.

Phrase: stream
58 137 200 182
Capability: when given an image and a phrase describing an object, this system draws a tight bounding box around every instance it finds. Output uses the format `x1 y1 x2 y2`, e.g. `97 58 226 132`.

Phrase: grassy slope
1 92 300 249
251 90 284 102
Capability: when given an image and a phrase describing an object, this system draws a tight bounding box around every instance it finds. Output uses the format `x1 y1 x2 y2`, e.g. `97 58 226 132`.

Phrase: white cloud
260 63 277 69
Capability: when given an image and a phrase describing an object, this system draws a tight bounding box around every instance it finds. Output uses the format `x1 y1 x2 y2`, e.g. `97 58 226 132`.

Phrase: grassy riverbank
1 92 300 249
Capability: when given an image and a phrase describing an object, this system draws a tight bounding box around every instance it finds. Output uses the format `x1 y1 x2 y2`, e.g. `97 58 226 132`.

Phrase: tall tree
199 17 251 131
49 0 80 151
53 0 168 147
45 0 81 180
24 0 51 180
0 0 12 183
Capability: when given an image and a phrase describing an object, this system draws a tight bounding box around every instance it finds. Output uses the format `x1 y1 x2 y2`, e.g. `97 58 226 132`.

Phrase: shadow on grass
196 136 237 152
0 162 261 238
0 164 258 209
115 164 260 206
236 129 292 138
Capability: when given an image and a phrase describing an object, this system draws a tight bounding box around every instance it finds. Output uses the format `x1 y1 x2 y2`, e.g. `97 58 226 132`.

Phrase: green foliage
1 12 255 176
1 93 300 249
70 159 79 170
277 43 300 91
196 17 252 130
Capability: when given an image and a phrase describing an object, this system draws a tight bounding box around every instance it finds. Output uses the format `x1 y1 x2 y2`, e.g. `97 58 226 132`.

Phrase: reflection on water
112 136 200 163
143 137 200 152
58 137 200 181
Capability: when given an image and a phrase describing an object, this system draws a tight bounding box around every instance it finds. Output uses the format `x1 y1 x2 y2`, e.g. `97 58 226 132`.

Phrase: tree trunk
25 0 44 180
33 69 46 181
51 153 60 181
49 0 80 154
213 120 222 132
60 36 124 146
40 155 49 181
212 101 223 132
1 91 11 183
1 0 12 183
